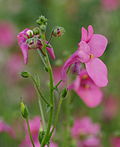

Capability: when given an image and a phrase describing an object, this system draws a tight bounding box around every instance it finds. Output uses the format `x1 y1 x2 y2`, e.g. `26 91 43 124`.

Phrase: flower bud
33 27 40 35
40 25 46 32
21 71 30 78
20 102 29 119
26 30 33 38
52 26 65 37
36 16 47 26
61 88 67 98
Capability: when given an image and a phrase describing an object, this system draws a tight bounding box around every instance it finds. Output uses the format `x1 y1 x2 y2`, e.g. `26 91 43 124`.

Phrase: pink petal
83 136 100 147
88 34 108 57
75 84 103 107
86 58 108 87
81 27 88 41
87 25 94 41
21 43 29 64
78 41 90 55
61 48 89 81
46 47 55 60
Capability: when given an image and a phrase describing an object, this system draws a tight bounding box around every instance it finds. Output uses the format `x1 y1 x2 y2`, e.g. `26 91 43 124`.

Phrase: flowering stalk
38 33 54 147
20 102 35 147
26 117 35 147
30 75 47 129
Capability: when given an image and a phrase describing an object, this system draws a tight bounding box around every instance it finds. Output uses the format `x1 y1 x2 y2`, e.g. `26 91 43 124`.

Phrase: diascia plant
17 16 108 147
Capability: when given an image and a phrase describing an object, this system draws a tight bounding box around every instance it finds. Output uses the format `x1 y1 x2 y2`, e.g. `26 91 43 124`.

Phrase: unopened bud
21 71 30 78
33 27 40 35
26 30 33 37
20 102 29 119
36 16 47 26
40 25 46 32
61 88 67 98
52 26 65 37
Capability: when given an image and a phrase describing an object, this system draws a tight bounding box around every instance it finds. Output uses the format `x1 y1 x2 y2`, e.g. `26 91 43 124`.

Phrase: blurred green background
0 0 120 146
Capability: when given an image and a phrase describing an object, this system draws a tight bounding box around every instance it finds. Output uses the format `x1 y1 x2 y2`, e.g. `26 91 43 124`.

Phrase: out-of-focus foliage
0 0 120 146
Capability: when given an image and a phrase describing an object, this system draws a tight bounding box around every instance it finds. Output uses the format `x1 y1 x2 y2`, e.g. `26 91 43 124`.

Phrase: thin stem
26 117 35 147
54 80 63 89
49 97 63 136
31 76 50 106
48 33 53 44
38 98 46 130
39 34 54 147
31 75 47 129
37 49 47 68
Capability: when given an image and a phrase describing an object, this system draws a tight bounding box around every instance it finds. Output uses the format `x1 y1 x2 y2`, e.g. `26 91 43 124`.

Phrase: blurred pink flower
111 137 120 147
0 21 16 48
101 0 119 11
62 25 108 87
20 116 57 147
53 66 64 88
0 119 15 138
6 54 23 80
71 117 101 147
17 29 55 64
68 69 103 107
103 96 118 120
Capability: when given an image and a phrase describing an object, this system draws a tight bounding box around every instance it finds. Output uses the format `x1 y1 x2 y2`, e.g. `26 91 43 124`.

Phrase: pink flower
71 117 101 147
0 120 15 138
101 0 119 11
68 69 103 107
0 21 16 47
111 137 120 147
103 96 118 120
17 29 55 64
20 116 57 147
62 25 108 87
5 54 24 83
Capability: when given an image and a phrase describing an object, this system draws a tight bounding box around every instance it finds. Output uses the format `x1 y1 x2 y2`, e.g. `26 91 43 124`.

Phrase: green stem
54 80 62 89
31 76 50 106
38 34 54 147
64 92 71 146
26 117 35 147
37 49 47 68
50 97 63 136
31 76 47 129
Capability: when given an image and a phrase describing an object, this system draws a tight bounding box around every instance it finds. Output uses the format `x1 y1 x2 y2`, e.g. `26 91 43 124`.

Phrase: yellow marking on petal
90 54 94 59
84 84 90 89
82 74 88 80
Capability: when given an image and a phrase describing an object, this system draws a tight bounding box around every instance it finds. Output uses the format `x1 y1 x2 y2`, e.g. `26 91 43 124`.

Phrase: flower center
82 74 88 80
90 54 94 59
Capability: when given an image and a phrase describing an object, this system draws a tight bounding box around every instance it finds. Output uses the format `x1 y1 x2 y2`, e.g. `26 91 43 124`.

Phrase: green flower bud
20 102 29 119
36 16 48 26
40 25 46 32
21 71 30 78
61 88 67 98
33 27 40 35
52 26 65 37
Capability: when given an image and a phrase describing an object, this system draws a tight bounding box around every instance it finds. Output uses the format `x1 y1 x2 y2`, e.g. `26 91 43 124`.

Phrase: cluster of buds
36 15 48 32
